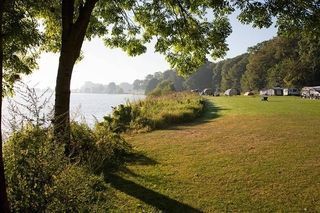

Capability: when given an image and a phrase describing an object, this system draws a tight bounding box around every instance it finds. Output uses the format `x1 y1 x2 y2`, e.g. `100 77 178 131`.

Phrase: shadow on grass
200 99 227 121
114 152 158 178
124 152 158 165
166 99 228 130
104 100 221 211
105 152 201 212
105 173 202 212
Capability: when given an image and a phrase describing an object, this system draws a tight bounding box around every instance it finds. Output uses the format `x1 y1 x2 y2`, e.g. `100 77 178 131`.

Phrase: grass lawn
108 96 320 212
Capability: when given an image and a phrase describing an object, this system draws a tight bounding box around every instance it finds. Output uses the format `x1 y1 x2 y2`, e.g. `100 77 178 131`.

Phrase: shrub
4 122 132 211
92 123 132 172
3 125 67 211
101 104 137 133
46 166 110 212
100 103 152 133
3 84 132 211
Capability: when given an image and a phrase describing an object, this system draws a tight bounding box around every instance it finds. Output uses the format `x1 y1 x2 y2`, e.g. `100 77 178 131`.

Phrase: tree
212 61 223 92
153 71 163 81
240 38 279 90
185 61 214 90
106 82 117 94
148 79 175 96
236 0 320 36
162 70 185 91
0 0 41 211
39 0 233 145
228 54 248 90
220 54 248 91
145 78 160 95
132 79 144 91
240 35 320 90
119 82 133 93
236 0 320 70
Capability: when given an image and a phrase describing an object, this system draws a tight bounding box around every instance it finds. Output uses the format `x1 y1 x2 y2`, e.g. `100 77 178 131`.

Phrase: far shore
71 91 145 95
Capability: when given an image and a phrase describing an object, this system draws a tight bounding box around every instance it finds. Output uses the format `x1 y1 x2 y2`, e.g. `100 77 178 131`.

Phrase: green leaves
28 0 235 77
235 0 320 36
241 35 320 90
130 1 232 75
2 0 42 95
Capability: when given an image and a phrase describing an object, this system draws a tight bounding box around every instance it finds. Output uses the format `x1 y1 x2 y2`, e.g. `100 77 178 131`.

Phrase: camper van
283 88 300 96
259 87 283 96
301 86 320 99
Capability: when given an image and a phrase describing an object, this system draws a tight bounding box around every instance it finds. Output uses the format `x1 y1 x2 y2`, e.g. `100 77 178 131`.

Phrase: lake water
70 93 145 125
3 93 145 127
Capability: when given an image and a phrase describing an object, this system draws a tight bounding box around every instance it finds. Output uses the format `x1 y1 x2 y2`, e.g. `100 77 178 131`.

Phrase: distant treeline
73 81 135 94
76 35 320 95
135 35 320 94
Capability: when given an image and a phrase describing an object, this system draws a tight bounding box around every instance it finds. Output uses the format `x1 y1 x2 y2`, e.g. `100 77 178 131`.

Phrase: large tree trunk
53 44 76 149
0 0 10 211
53 0 97 149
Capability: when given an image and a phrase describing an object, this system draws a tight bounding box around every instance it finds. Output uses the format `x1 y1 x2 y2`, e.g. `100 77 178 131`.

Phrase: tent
260 87 283 96
244 91 254 96
200 88 213 96
224 88 239 96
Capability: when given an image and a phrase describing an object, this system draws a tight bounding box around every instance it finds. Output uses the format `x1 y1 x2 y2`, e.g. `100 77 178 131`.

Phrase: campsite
1 0 320 212
108 96 320 211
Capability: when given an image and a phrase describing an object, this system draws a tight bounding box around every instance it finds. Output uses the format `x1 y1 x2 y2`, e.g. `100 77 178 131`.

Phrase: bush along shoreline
3 91 205 211
97 92 206 133
4 122 132 211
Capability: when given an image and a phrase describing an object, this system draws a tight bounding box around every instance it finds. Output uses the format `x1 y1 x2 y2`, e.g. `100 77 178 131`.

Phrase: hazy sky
24 12 277 89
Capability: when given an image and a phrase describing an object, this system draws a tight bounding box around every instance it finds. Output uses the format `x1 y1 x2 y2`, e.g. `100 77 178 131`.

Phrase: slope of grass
100 92 205 133
139 92 205 129
108 96 320 212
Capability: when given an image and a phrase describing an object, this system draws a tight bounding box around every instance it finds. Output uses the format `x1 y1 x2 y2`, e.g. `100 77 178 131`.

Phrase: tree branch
66 0 98 60
74 0 98 39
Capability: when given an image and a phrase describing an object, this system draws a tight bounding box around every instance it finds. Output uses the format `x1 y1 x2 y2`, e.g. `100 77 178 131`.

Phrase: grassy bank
139 92 205 129
100 92 205 132
108 96 320 212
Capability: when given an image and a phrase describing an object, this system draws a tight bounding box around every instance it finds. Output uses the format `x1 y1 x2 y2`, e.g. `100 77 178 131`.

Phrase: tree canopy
236 0 320 36
2 0 41 95
1 0 43 211
40 0 233 74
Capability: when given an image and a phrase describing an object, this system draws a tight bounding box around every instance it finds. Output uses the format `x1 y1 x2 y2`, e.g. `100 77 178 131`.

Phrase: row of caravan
260 86 320 99
259 87 300 96
195 86 320 99
301 86 320 99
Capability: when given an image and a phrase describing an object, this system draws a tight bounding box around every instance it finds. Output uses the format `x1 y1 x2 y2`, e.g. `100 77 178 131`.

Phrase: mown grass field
109 96 320 212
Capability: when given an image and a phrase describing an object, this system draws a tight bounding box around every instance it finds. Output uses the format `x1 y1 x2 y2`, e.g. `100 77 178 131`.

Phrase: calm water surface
3 93 145 127
70 93 145 125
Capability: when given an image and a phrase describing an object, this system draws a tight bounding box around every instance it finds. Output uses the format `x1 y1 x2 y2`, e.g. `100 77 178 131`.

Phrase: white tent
244 91 254 96
224 88 239 96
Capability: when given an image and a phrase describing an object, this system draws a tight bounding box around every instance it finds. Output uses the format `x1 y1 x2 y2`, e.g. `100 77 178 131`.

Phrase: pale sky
24 12 277 89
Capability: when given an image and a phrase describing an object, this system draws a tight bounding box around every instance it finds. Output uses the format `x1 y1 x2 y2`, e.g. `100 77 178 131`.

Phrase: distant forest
73 82 134 94
77 35 320 95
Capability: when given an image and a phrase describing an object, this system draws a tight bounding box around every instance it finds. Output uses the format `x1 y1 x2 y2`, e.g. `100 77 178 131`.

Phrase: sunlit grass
139 92 205 129
109 96 320 212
